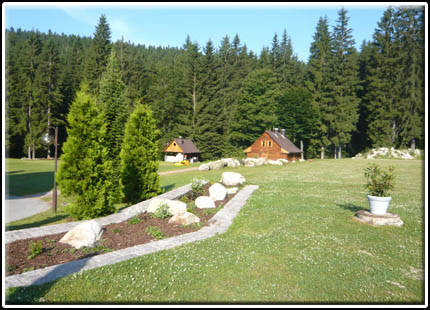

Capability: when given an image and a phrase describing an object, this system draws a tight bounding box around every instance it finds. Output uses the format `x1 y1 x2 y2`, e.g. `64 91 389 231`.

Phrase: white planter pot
367 195 392 215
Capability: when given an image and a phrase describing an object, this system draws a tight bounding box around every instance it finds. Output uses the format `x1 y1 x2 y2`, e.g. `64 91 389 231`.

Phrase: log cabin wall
246 132 301 161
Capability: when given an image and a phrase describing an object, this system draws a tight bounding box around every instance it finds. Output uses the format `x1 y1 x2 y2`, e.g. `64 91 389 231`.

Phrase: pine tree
98 49 128 204
362 7 399 148
194 39 223 160
394 6 425 149
230 68 281 149
120 104 161 204
57 84 116 220
305 16 333 158
35 36 63 158
328 8 360 158
84 14 112 95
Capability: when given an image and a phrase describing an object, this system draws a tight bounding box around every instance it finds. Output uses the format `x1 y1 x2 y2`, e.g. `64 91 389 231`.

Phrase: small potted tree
364 163 396 215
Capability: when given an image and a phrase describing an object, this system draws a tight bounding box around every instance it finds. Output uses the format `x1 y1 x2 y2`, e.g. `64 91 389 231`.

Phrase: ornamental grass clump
364 163 396 197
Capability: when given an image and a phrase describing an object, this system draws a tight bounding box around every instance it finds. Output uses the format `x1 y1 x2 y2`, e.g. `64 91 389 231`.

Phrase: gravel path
4 192 51 224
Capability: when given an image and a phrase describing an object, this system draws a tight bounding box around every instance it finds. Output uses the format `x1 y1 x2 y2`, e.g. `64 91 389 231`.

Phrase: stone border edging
4 185 259 289
5 183 197 244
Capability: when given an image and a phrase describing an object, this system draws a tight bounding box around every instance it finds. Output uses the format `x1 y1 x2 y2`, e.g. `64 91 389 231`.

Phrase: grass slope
5 159 425 304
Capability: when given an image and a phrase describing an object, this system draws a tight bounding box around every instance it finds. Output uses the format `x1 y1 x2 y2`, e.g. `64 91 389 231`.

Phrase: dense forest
5 6 425 161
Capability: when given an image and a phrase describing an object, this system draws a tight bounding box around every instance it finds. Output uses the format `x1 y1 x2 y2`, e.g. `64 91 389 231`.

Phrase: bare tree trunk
321 146 324 160
411 138 416 150
192 73 197 129
338 144 342 159
334 146 337 159
301 140 304 160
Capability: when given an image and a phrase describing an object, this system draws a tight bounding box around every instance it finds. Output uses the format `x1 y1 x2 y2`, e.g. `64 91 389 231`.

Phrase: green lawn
4 158 425 304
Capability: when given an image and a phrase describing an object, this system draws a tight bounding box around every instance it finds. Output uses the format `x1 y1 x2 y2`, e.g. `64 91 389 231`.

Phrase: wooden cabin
163 137 201 163
244 129 303 161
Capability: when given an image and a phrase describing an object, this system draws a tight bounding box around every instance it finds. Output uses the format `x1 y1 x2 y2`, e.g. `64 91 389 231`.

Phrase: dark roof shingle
266 131 302 153
172 138 201 154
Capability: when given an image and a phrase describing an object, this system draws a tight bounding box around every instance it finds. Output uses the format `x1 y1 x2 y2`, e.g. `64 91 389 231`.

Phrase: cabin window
261 141 265 147
268 141 272 147
173 142 176 146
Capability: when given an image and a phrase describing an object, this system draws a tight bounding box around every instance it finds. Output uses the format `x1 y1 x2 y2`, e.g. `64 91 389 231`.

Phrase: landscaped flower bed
5 181 241 276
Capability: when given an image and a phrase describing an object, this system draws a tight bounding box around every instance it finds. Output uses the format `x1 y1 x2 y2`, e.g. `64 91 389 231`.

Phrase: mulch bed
5 183 238 276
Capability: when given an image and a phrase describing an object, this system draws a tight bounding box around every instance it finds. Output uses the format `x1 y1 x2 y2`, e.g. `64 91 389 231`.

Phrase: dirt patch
5 183 238 276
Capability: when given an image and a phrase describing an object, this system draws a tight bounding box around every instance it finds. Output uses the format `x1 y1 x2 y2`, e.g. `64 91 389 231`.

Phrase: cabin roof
266 130 303 153
164 138 201 154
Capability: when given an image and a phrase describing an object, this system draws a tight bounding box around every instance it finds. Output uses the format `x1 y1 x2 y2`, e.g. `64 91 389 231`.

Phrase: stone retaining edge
5 183 195 244
4 184 259 289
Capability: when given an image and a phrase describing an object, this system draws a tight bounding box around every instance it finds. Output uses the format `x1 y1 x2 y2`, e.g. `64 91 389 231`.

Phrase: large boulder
198 163 210 171
147 199 187 216
278 159 289 164
221 172 246 186
59 220 104 249
208 160 225 170
209 183 227 201
168 212 200 226
195 196 216 209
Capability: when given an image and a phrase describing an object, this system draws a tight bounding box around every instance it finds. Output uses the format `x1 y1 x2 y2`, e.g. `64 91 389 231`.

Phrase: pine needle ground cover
5 159 425 304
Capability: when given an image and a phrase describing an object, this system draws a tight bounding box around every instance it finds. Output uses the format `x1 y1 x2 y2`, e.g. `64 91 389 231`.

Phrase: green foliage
152 203 171 220
128 216 142 225
57 84 116 220
189 178 205 200
364 163 396 197
145 226 164 240
27 240 43 259
119 103 162 204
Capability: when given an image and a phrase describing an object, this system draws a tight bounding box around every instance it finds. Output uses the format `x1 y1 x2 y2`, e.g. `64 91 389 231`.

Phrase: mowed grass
5 158 425 304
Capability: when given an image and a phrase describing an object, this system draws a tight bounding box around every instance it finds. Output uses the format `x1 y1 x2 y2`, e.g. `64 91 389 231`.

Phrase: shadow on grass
337 203 366 213
161 183 175 193
5 214 70 232
6 171 54 196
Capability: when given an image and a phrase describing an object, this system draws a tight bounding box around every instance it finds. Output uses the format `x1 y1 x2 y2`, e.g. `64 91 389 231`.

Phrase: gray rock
168 212 200 226
354 210 404 227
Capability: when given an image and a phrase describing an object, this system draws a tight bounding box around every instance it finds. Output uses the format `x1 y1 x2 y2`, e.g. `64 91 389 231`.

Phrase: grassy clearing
5 158 425 304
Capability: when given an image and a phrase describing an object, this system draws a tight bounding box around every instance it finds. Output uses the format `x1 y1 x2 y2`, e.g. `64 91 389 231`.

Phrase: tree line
5 6 425 162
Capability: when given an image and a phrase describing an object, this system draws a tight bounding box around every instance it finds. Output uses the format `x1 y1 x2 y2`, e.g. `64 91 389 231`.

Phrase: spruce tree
230 68 281 149
98 49 128 204
120 104 161 204
194 39 223 160
328 8 360 158
305 16 333 158
57 84 116 220
84 14 112 95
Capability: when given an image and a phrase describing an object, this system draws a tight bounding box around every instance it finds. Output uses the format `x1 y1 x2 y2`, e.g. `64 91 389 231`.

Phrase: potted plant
364 163 396 215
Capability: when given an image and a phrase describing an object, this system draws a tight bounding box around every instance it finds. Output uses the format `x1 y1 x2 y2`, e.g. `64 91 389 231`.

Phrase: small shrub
145 226 164 240
364 163 395 197
128 216 142 225
187 202 199 216
113 228 121 234
27 240 43 259
152 203 171 219
189 178 205 200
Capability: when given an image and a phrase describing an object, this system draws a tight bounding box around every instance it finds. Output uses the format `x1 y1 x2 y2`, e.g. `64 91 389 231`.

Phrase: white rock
168 212 200 226
209 183 227 201
227 159 241 168
278 159 289 164
198 163 210 171
266 159 283 165
208 160 225 170
195 196 216 209
221 172 246 186
147 199 186 216
59 220 104 249
227 187 239 194
244 161 255 167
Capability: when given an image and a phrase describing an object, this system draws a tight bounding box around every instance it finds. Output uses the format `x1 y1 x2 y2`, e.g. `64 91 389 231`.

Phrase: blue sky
4 3 400 62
